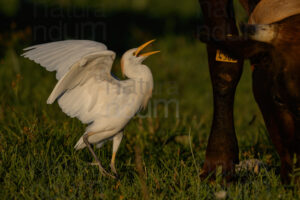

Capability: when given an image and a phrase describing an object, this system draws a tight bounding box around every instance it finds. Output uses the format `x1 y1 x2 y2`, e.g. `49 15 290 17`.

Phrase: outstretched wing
22 40 110 80
22 40 136 124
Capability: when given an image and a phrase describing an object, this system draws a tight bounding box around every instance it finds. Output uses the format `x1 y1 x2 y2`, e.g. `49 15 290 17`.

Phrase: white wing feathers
22 40 132 125
46 51 115 104
22 40 110 80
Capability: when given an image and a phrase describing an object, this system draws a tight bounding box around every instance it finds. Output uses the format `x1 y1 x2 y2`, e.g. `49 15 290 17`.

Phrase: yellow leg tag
215 49 238 63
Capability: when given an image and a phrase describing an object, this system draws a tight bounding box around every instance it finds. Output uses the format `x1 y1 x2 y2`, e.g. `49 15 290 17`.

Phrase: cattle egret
22 40 159 178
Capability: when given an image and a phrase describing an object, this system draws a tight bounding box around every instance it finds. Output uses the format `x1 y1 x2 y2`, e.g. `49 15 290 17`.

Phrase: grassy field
0 35 299 199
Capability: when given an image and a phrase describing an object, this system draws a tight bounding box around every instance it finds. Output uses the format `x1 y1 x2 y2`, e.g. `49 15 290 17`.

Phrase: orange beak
133 39 160 57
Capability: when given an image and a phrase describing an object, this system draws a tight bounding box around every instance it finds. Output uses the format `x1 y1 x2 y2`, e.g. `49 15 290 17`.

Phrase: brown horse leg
252 67 295 184
295 119 300 184
275 110 295 184
199 0 244 181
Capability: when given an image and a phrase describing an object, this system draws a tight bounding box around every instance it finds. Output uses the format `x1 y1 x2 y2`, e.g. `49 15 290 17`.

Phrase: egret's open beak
134 39 160 57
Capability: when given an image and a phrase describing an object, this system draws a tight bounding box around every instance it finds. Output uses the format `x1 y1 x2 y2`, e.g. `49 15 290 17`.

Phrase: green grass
0 35 299 199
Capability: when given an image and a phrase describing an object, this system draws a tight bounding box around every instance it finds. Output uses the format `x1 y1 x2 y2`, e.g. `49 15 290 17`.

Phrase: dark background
0 0 247 55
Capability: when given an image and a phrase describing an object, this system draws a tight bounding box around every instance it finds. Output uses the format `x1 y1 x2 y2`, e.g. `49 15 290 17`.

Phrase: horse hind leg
252 67 295 184
294 116 300 185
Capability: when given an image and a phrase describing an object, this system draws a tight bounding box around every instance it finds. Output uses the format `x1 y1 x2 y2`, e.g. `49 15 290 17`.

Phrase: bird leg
110 132 123 175
111 152 117 174
83 133 116 179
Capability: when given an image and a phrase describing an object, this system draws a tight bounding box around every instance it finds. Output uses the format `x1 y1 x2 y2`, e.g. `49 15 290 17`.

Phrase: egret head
121 40 159 77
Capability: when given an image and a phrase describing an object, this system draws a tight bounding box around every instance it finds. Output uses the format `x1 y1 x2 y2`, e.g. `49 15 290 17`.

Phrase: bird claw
110 164 120 180
110 163 118 175
89 162 117 179
100 168 117 179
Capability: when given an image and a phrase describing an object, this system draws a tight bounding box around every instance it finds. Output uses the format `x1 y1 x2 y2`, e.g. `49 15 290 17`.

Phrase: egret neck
121 40 159 109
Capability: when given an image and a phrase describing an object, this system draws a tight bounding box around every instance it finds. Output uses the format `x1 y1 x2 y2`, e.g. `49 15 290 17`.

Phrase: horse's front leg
199 0 244 181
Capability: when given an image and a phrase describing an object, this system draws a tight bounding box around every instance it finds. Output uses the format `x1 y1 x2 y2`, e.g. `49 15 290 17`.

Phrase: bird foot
110 163 118 175
89 162 117 179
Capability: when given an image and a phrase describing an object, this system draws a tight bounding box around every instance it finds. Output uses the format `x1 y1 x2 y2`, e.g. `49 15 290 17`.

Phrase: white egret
22 39 159 178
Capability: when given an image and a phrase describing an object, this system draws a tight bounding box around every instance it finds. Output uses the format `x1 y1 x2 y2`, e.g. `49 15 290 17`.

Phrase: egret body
22 40 159 178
